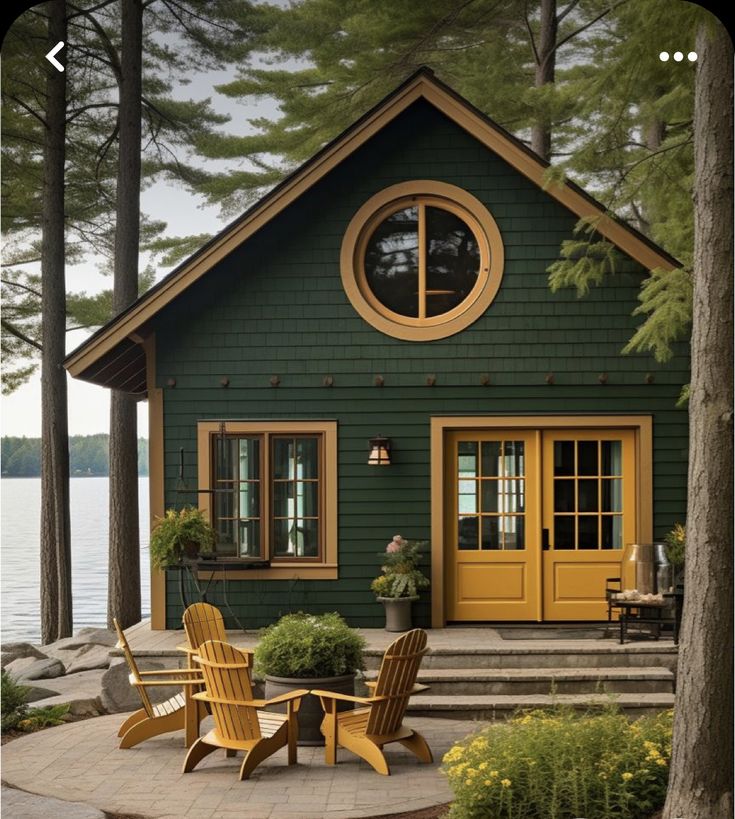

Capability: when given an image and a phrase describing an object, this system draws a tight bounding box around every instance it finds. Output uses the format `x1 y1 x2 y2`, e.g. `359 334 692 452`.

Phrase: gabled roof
65 68 680 392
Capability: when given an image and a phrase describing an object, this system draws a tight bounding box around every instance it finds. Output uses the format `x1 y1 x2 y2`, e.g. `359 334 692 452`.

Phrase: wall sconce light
368 435 391 466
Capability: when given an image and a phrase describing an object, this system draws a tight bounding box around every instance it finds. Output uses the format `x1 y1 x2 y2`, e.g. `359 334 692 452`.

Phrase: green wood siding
155 100 689 628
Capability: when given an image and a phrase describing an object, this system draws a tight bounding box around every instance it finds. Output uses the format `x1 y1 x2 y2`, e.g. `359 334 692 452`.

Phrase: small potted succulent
371 535 430 632
254 612 366 745
149 507 215 570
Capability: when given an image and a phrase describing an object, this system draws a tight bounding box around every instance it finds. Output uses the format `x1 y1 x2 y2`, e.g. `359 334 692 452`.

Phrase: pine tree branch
66 101 119 124
70 4 122 82
1 259 42 268
67 0 117 20
552 0 629 56
557 0 581 24
4 93 48 129
1 278 42 298
524 0 540 66
1 319 42 352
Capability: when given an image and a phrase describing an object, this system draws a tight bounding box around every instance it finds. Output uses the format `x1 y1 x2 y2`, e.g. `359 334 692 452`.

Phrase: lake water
0 477 151 644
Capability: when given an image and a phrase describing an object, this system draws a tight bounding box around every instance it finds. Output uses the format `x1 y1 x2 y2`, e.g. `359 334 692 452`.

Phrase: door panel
542 430 636 620
446 431 540 621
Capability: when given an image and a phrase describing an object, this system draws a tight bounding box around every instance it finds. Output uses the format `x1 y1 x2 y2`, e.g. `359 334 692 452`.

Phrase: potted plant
254 612 366 745
149 507 215 570
371 535 430 632
664 522 686 588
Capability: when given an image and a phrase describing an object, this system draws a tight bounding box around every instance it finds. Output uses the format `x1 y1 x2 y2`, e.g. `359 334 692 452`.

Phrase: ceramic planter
263 673 355 745
377 596 419 632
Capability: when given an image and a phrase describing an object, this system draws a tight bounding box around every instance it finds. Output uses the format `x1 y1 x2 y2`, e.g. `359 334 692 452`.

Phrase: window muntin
211 432 324 561
340 181 504 341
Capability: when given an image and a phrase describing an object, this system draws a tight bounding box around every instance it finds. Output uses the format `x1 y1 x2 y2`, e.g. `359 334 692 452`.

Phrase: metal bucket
631 543 655 593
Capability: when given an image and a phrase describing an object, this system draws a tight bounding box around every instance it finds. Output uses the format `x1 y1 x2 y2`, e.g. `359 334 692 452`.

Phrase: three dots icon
659 51 697 62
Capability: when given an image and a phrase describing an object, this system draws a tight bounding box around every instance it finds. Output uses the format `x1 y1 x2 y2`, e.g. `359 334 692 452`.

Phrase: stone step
406 692 675 720
363 644 678 672
363 666 674 695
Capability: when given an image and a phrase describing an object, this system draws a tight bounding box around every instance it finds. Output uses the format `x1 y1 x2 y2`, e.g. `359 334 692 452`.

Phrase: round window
341 181 504 341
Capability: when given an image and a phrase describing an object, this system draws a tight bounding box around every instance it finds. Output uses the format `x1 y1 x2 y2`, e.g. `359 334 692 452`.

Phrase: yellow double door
445 428 636 621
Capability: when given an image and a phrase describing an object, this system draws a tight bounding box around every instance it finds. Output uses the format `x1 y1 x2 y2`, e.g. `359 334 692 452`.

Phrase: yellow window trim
341 181 505 341
430 415 653 627
197 420 338 580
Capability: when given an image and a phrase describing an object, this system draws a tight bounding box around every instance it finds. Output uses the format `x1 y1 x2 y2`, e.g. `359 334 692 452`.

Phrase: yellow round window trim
340 180 505 341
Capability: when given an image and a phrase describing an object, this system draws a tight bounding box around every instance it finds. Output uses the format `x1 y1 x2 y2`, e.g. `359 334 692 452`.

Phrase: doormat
496 626 611 640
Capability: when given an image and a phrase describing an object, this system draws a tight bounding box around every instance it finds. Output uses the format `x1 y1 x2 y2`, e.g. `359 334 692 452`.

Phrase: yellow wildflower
484 780 492 786
501 779 511 788
479 762 489 770
656 758 668 766
622 772 634 781
490 770 499 777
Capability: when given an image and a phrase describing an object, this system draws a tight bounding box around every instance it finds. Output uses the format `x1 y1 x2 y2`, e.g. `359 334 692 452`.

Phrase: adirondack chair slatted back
113 618 154 717
183 603 227 650
367 629 428 736
195 640 259 743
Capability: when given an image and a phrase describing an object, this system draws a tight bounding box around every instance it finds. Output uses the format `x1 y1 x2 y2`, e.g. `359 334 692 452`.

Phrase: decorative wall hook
322 375 334 387
270 375 280 387
598 373 609 385
480 374 491 386
220 377 230 387
645 373 655 384
426 374 437 387
166 378 176 388
545 373 555 385
374 374 385 387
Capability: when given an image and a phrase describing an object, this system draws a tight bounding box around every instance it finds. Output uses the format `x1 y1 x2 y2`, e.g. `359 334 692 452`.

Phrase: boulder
23 684 61 703
0 642 46 669
4 656 42 679
14 657 65 681
65 644 113 675
101 658 180 713
41 627 116 653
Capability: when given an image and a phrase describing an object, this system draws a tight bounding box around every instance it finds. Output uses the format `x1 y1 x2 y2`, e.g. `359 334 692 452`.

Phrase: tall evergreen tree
662 16 733 819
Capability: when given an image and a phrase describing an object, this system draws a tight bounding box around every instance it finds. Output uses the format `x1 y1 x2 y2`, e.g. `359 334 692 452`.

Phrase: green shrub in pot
149 507 215 569
254 612 366 746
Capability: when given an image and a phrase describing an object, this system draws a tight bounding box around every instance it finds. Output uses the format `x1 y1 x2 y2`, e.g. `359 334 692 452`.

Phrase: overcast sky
2 53 279 438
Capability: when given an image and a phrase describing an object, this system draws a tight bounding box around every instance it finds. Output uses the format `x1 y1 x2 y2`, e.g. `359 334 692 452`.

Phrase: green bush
1 670 29 730
254 612 366 678
442 705 672 819
18 703 69 730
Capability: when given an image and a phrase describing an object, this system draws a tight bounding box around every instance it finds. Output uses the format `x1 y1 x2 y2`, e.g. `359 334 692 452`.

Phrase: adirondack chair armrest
132 677 204 687
311 689 382 705
262 689 310 708
137 668 203 678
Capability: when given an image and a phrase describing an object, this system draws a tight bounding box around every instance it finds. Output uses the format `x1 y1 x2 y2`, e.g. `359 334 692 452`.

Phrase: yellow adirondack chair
313 628 433 775
113 618 204 749
182 640 308 780
182 601 255 670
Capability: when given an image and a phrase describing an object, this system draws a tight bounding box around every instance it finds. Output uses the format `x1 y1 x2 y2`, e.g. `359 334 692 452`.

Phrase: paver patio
1 713 474 819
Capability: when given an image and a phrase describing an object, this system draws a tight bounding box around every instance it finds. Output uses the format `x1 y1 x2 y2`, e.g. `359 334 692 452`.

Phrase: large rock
65 644 113 675
13 657 65 681
41 628 116 653
1 643 46 669
29 669 105 717
23 684 62 703
101 659 181 713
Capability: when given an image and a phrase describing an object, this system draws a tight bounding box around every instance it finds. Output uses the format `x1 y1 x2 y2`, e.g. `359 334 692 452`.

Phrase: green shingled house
66 70 688 630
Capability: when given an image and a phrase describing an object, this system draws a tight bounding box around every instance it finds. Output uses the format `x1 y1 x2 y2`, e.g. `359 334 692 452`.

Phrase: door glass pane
458 442 478 477
503 479 525 513
481 442 500 477
601 516 623 549
481 480 501 513
578 441 598 475
601 479 622 512
554 480 575 513
458 516 478 549
554 441 574 476
364 206 419 317
504 441 525 476
503 516 525 550
554 516 575 549
601 440 622 475
578 480 598 512
272 438 294 479
425 206 481 317
458 480 478 514
481 516 500 550
297 438 319 479
238 521 261 558
578 516 598 549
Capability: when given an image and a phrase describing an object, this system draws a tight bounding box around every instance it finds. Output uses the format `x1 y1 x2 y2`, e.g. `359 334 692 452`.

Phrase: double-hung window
197 421 337 577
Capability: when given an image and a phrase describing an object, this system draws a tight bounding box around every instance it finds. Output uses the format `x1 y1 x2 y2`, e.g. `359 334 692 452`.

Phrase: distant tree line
1 436 149 477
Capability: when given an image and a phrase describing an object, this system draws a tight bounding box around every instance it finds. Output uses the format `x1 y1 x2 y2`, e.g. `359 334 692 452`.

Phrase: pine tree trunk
663 20 733 819
40 0 72 644
531 0 556 161
108 0 143 630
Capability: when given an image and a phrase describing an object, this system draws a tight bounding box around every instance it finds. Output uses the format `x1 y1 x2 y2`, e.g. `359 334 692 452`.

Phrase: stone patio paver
1 713 475 819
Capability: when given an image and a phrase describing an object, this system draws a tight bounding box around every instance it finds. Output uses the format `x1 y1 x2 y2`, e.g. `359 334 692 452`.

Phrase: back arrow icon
45 41 65 72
